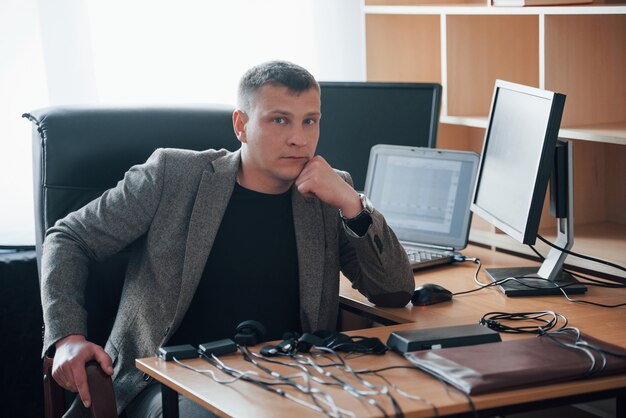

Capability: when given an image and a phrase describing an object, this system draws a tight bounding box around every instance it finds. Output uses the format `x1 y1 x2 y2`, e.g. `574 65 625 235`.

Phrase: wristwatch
339 193 374 221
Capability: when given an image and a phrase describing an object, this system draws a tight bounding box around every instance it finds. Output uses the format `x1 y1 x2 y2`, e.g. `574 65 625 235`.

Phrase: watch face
360 193 374 214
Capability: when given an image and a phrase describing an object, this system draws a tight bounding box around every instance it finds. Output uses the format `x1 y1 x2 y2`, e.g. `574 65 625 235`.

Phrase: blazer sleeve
336 172 415 307
40 149 167 355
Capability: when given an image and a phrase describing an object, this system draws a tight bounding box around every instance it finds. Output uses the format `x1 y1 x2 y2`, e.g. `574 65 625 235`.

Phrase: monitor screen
316 81 441 191
471 80 566 245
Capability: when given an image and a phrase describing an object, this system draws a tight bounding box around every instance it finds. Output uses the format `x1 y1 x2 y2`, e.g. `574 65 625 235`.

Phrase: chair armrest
85 360 117 418
42 357 117 418
43 355 65 418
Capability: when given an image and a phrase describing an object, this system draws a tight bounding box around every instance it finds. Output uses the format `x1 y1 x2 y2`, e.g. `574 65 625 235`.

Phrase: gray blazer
40 148 414 416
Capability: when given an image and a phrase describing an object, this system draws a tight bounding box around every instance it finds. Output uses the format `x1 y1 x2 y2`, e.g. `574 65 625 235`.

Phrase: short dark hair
237 60 320 111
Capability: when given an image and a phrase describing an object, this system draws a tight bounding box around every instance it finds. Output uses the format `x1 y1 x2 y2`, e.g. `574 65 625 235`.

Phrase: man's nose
288 126 307 146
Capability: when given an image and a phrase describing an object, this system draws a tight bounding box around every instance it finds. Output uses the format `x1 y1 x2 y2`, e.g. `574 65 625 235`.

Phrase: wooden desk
341 245 626 347
137 246 626 417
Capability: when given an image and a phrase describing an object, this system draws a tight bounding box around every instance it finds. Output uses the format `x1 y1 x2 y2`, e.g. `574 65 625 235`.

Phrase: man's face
236 84 321 193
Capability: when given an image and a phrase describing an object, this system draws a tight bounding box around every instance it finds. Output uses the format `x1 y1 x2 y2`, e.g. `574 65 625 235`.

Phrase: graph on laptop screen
317 81 441 191
471 80 586 296
375 155 461 235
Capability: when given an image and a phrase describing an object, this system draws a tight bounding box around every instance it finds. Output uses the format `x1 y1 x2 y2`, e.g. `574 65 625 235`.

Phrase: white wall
0 0 366 246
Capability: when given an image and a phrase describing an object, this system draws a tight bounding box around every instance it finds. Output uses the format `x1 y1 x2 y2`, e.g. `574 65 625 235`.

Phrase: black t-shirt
168 183 301 346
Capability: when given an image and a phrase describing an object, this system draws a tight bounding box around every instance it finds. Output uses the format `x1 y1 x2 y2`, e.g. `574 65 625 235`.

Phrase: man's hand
52 334 113 408
295 156 362 218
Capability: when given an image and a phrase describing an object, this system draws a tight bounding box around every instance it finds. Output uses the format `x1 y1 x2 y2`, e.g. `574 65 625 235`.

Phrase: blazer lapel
292 190 325 332
173 151 240 324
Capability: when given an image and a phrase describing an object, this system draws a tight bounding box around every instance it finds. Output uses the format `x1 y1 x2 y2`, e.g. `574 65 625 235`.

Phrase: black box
199 339 237 357
387 323 501 354
157 344 198 361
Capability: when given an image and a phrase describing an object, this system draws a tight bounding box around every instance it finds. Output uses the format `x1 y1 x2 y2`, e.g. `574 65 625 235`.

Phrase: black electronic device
157 344 198 361
317 81 441 191
471 80 586 296
412 283 453 306
386 324 501 354
198 339 237 357
234 320 267 346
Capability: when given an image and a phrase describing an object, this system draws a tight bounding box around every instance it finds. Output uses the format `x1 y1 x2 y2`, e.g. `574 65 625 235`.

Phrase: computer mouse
412 283 453 306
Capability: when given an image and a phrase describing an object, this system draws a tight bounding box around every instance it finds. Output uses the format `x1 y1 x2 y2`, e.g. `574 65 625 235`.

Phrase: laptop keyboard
405 248 454 264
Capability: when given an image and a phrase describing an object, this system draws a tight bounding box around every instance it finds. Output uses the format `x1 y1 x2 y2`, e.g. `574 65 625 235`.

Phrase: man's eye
304 119 317 125
273 117 286 124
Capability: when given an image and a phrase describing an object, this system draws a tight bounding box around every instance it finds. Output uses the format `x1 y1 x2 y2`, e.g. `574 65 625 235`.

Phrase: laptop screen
364 145 479 250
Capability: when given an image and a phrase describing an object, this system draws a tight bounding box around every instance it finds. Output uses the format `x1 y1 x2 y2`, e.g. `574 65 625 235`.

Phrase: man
42 60 414 416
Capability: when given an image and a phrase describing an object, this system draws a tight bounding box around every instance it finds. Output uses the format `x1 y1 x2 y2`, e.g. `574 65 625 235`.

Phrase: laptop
364 145 480 270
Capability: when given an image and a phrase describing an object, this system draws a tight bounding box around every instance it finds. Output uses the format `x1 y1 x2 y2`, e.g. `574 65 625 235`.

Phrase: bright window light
0 0 365 246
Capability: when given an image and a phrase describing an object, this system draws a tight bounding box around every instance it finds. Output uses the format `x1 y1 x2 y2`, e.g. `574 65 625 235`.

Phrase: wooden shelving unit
365 1 626 277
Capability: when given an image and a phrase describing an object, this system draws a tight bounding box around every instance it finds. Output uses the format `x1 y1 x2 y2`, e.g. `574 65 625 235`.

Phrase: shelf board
365 4 626 15
469 221 626 278
441 115 488 128
561 122 626 145
441 117 626 145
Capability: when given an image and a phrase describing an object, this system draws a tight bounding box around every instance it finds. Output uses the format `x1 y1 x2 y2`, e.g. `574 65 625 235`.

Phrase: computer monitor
471 80 587 296
317 81 441 191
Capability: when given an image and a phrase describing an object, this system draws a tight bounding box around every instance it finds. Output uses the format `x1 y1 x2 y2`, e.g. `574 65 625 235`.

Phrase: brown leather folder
405 331 626 395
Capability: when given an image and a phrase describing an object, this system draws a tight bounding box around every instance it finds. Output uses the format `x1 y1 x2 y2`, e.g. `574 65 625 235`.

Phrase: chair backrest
23 104 237 345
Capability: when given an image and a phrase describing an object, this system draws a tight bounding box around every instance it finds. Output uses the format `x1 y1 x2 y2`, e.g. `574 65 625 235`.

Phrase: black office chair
23 104 237 418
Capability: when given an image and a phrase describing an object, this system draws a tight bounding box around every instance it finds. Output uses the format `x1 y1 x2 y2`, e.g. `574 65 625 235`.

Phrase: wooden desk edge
340 294 412 325
136 343 626 417
135 358 231 418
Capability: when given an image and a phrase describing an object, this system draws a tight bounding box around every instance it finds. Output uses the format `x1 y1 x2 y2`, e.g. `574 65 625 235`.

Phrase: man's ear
233 110 248 143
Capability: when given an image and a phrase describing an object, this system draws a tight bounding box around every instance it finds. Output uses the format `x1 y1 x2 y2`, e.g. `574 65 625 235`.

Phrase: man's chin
277 165 306 181
276 173 300 185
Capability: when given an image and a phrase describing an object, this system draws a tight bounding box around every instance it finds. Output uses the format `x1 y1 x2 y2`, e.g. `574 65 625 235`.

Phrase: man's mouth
281 156 308 160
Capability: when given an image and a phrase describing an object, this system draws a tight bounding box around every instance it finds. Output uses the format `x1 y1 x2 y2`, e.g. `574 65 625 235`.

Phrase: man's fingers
295 178 316 199
52 365 72 390
53 374 72 390
53 365 77 392
94 349 114 375
73 369 92 408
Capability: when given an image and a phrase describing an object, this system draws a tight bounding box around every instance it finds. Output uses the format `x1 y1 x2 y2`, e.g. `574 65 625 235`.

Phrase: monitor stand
485 267 587 296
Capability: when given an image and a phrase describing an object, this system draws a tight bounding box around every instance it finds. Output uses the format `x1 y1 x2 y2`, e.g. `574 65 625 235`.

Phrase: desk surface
137 245 626 417
341 245 626 347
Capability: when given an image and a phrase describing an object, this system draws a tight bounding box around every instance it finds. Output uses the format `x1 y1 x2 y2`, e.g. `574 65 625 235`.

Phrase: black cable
566 270 626 288
529 244 626 288
452 251 626 308
574 339 626 359
368 363 478 417
541 329 603 377
480 311 568 334
491 275 626 308
310 346 398 418
556 291 626 308
372 371 440 417
197 352 288 391
429 372 479 418
451 258 577 295
452 258 495 296
249 349 366 417
528 243 544 260
352 365 440 416
527 244 626 307
543 328 622 377
238 347 332 416
200 351 351 417
248 344 402 417
537 234 626 273
541 327 626 381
